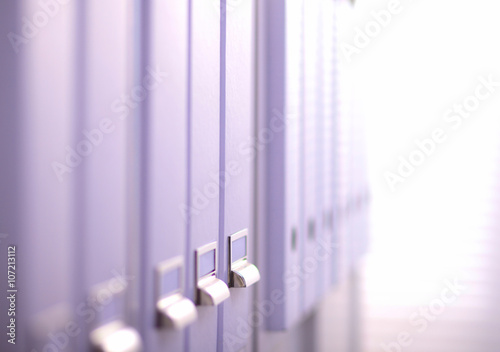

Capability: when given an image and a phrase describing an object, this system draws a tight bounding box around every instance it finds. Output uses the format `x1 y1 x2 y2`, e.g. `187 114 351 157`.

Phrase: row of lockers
0 0 368 351
257 0 370 330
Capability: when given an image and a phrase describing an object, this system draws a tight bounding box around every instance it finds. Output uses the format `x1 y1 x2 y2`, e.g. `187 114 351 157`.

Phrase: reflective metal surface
230 261 261 288
156 293 198 329
196 275 230 306
228 229 261 288
90 321 142 352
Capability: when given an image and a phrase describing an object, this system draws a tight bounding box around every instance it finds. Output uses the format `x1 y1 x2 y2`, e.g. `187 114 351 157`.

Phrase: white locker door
221 0 259 351
302 0 323 312
187 1 228 351
321 0 340 290
79 1 140 350
3 1 77 351
141 0 193 351
256 0 305 332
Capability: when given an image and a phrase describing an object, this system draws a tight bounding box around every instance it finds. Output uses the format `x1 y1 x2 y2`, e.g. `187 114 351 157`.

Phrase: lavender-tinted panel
188 1 221 351
222 0 255 349
142 0 189 350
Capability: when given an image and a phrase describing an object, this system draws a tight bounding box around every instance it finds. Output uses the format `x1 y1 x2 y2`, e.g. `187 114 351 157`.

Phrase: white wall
332 0 500 351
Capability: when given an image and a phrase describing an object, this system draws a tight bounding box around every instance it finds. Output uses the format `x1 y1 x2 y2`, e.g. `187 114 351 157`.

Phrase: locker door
335 0 354 284
1 1 77 351
187 1 229 351
320 0 340 290
220 0 260 351
302 0 323 312
79 1 141 350
0 4 20 350
141 0 194 351
256 0 304 332
283 0 306 328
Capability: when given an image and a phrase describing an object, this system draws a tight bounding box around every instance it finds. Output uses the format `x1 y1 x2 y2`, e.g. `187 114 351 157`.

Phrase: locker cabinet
78 1 140 350
320 0 341 289
256 0 351 333
140 0 193 351
256 0 306 331
0 1 77 351
0 0 370 350
220 0 260 351
186 1 228 351
303 0 324 313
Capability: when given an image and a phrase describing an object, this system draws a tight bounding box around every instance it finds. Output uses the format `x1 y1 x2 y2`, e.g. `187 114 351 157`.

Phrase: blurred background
319 1 500 351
